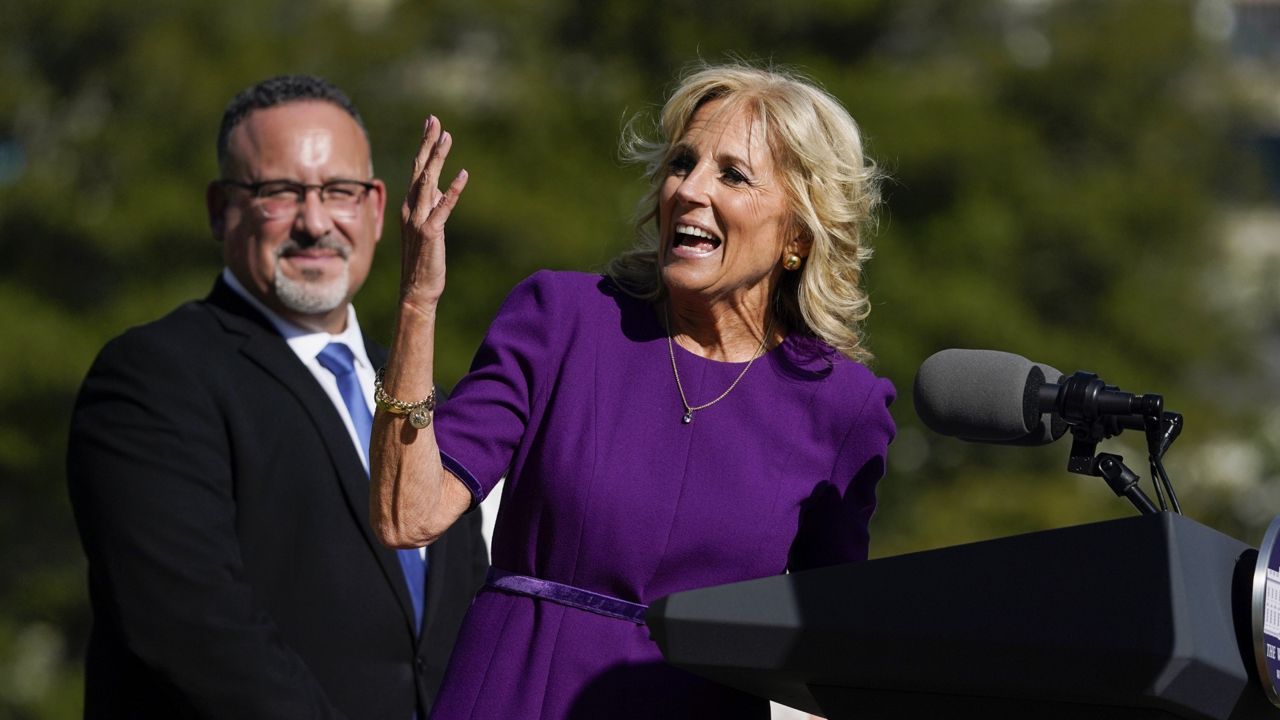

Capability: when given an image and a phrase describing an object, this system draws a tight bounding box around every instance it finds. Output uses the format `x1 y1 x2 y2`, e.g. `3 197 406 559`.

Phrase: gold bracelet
374 367 436 429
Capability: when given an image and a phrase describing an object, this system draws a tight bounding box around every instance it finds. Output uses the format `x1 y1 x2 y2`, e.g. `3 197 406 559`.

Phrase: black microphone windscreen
914 349 1041 442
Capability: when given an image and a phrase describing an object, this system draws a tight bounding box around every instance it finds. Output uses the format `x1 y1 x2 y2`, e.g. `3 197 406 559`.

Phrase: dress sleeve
435 271 564 505
788 374 896 571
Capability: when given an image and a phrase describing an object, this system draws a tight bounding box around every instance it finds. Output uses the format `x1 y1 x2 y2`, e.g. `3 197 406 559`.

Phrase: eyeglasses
219 179 377 219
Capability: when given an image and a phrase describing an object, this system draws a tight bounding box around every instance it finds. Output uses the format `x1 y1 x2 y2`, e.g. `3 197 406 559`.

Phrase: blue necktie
316 342 428 634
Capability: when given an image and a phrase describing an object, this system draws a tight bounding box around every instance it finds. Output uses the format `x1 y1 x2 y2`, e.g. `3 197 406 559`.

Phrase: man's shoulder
71 298 241 430
104 299 217 349
90 291 262 377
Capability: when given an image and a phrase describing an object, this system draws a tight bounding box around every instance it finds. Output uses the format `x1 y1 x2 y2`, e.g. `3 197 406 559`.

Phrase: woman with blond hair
372 62 895 718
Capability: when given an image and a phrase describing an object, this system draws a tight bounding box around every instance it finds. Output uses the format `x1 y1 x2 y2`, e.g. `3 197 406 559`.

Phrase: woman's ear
786 226 813 259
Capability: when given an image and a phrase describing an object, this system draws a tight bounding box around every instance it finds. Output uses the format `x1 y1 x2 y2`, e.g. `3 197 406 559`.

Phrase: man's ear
206 181 227 241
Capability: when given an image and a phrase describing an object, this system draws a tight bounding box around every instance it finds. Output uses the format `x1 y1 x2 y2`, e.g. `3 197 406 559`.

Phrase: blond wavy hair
606 62 882 363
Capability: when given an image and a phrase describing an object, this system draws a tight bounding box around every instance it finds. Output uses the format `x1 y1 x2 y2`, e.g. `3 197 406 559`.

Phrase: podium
647 513 1277 719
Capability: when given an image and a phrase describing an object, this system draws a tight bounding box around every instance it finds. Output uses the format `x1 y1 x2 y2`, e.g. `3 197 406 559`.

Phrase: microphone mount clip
1051 371 1183 516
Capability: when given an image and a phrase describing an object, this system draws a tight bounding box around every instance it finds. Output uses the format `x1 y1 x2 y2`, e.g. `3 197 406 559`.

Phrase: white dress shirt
221 269 376 470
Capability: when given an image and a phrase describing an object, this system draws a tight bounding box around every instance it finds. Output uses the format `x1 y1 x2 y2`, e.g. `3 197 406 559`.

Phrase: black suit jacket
67 277 488 719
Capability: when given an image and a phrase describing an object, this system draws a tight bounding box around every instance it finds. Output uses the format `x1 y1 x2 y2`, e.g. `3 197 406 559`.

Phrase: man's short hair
217 74 368 176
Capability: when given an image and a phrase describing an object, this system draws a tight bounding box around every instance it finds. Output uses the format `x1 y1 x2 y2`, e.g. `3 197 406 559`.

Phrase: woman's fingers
398 115 468 301
407 136 456 226
405 116 439 213
404 117 454 217
419 129 452 199
402 116 463 230
422 168 469 232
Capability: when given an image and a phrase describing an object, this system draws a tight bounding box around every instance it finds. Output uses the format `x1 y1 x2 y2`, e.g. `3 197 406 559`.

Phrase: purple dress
431 271 895 719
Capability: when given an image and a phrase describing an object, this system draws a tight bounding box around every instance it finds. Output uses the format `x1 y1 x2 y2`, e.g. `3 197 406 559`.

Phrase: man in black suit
67 75 487 719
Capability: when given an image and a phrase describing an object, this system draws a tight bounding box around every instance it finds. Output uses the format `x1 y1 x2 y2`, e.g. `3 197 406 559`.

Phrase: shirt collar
220 268 372 369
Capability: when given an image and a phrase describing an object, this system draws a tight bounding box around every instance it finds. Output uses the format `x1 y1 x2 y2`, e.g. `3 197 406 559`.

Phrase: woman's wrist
398 294 440 325
384 300 438 396
374 367 437 429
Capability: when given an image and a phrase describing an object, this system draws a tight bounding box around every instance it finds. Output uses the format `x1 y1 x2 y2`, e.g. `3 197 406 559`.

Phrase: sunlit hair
606 62 882 363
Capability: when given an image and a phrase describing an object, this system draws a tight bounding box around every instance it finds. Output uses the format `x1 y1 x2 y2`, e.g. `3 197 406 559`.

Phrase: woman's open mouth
671 223 721 257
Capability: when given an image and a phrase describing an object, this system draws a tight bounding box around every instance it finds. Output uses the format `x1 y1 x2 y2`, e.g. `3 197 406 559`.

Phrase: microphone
913 349 1066 446
914 349 1161 446
914 348 1179 516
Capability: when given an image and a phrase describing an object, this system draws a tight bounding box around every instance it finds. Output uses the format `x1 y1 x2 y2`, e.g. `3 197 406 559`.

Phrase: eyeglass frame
217 178 379 219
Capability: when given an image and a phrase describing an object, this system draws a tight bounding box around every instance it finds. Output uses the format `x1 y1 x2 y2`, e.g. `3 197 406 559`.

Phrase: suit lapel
418 520 452 648
204 278 421 635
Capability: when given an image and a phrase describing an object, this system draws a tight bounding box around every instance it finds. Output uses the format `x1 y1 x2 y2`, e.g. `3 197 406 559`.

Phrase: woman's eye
722 167 748 186
668 153 695 176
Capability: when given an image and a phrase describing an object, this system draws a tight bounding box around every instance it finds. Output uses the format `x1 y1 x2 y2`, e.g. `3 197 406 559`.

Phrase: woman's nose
674 164 713 205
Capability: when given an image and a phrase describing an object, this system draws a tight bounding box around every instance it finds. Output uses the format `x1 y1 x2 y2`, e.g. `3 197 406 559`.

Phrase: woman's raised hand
400 115 469 311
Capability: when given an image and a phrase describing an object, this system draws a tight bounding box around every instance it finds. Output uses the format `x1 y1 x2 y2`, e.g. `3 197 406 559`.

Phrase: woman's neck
665 295 780 362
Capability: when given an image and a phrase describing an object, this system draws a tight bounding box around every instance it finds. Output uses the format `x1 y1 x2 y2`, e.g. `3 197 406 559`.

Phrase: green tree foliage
0 0 1267 716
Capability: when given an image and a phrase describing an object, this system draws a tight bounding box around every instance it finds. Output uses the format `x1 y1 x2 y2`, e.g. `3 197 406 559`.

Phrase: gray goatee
272 236 352 315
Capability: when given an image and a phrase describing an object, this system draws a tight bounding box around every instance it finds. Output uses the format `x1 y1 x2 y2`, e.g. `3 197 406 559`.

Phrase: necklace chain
666 307 773 424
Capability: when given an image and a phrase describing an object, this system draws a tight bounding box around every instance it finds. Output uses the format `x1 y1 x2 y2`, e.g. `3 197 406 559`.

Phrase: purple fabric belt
485 568 648 624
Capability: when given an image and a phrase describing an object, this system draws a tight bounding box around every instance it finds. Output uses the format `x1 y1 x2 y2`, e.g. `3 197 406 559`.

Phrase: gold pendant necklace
666 307 773 424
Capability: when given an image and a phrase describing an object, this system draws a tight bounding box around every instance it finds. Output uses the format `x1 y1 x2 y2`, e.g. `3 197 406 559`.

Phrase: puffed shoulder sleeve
789 374 896 571
434 271 566 505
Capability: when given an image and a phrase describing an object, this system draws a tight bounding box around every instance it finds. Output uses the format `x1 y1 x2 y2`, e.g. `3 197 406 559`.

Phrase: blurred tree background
3 0 1279 716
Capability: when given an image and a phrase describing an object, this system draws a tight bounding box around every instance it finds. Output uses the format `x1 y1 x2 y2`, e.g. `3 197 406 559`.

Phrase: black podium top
648 513 1276 720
